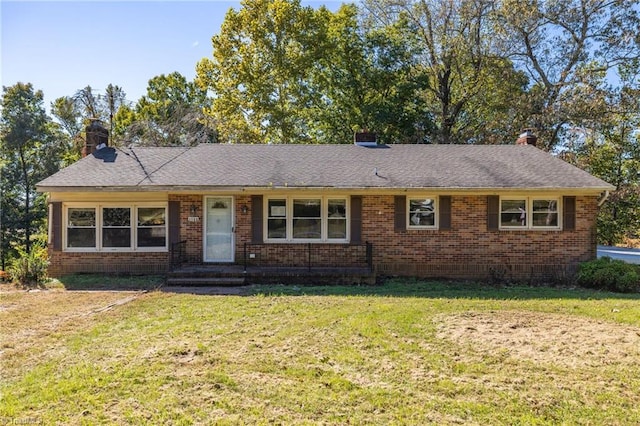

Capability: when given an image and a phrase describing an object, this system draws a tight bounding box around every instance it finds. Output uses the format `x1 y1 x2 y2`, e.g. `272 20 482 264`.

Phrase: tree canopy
0 83 62 264
115 72 215 146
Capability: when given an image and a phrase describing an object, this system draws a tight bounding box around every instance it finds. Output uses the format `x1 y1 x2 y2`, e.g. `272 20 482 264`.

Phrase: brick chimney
82 119 109 157
516 129 537 147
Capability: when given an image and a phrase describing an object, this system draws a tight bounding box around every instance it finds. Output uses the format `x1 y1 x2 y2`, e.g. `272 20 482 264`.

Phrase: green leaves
493 0 640 149
197 1 434 144
122 72 214 146
199 0 321 144
1 83 61 259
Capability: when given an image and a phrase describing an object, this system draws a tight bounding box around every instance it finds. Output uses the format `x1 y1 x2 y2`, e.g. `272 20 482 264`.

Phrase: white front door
204 197 234 262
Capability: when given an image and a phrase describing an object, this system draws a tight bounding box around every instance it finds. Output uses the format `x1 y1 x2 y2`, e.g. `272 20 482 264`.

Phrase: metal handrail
170 240 187 271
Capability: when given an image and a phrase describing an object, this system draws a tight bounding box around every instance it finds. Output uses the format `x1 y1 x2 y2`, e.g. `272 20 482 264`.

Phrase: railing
170 240 187 271
243 242 373 273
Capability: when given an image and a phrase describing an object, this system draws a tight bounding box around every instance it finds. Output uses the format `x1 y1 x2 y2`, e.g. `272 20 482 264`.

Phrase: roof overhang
37 184 614 196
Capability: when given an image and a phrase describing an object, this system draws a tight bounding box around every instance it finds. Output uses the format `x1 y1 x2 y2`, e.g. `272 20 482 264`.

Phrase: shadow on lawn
53 274 640 301
55 274 164 291
248 279 640 301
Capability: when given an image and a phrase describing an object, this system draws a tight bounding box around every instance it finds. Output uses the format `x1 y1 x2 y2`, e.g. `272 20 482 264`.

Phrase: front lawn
1 280 639 424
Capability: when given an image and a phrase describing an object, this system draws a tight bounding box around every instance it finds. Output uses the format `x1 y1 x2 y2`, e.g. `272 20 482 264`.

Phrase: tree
117 72 215 146
198 0 438 144
493 0 640 150
0 83 61 265
306 4 433 144
570 61 640 245
50 96 84 164
52 84 129 162
104 84 127 143
197 0 324 144
361 0 528 144
73 85 102 120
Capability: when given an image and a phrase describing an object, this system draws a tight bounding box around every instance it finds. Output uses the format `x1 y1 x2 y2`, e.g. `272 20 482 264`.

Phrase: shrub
7 243 50 288
577 257 640 293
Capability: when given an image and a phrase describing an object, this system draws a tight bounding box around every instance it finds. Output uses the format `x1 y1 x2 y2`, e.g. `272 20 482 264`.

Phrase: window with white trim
327 199 347 239
265 197 348 242
500 197 560 229
407 197 437 229
267 199 287 239
67 208 96 248
532 199 558 227
137 207 167 247
293 199 322 239
64 204 167 251
102 207 131 248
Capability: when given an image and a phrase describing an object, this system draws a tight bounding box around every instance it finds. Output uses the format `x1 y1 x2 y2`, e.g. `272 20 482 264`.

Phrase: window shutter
487 195 499 230
51 202 62 251
563 196 576 230
439 196 452 230
350 195 362 244
394 195 406 231
251 195 263 243
168 201 181 246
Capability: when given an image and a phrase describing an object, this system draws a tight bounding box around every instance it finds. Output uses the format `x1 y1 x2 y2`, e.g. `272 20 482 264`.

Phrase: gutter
36 185 615 195
598 190 610 207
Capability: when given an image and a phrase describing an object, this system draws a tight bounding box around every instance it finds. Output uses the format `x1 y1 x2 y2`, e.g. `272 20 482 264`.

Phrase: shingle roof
36 144 613 192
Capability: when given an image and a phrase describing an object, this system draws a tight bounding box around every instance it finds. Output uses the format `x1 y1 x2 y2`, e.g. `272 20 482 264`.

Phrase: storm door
204 197 234 262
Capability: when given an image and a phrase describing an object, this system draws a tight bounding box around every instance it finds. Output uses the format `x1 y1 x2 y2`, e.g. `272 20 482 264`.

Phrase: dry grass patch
0 284 144 373
437 310 640 368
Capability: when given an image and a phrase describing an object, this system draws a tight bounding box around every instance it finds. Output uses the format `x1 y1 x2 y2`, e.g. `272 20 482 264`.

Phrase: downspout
598 190 610 207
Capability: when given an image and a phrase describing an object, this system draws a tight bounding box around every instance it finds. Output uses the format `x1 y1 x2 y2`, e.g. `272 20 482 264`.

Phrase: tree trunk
18 147 31 254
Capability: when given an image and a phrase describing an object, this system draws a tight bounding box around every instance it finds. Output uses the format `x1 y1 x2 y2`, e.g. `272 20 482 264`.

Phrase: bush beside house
577 257 640 293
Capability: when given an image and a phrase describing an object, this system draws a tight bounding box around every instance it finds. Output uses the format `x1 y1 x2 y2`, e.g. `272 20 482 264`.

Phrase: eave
37 184 614 196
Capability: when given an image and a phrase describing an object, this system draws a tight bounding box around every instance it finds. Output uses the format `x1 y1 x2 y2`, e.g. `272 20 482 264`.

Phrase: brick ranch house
37 127 613 283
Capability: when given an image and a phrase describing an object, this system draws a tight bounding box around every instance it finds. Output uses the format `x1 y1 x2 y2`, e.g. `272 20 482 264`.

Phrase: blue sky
1 0 344 110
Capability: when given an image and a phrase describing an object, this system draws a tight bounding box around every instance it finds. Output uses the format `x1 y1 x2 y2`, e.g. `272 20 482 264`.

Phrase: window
328 199 347 239
532 199 558 227
67 208 96 247
293 199 321 239
137 207 166 247
102 207 131 248
500 199 527 228
408 198 437 228
265 197 348 242
65 204 167 251
267 199 287 239
500 197 560 229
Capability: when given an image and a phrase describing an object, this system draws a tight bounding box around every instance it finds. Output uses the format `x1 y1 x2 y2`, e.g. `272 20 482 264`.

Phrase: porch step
165 277 246 287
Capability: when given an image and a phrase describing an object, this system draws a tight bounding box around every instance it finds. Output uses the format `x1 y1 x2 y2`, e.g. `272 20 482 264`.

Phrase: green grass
1 279 639 424
51 273 165 290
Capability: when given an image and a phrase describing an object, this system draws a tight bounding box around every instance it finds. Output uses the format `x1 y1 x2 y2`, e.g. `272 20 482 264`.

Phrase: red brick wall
363 195 598 280
232 194 597 281
235 194 252 247
239 243 370 268
48 251 169 276
49 193 599 281
169 194 204 264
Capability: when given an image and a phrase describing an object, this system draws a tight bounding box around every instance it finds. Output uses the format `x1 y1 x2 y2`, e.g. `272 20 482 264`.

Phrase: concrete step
165 277 246 287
